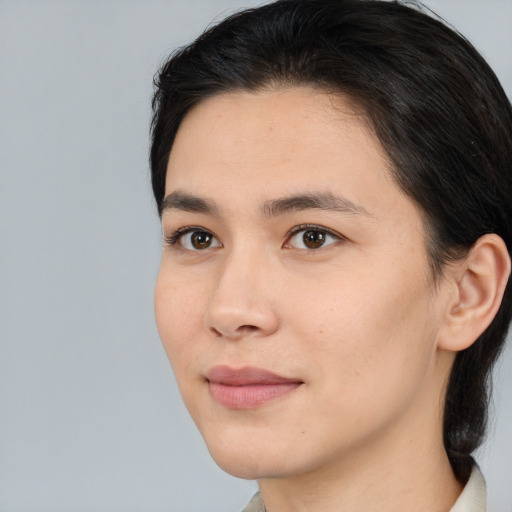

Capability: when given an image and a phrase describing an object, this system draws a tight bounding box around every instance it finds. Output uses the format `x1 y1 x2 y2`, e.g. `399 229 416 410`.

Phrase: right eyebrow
261 191 371 218
161 191 219 216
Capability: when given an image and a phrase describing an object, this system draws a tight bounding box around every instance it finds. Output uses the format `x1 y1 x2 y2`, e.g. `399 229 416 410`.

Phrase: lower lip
208 382 301 409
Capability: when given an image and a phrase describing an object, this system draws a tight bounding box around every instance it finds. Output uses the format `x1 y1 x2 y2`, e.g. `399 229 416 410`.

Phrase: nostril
209 324 260 339
210 327 223 338
204 300 279 339
237 325 260 334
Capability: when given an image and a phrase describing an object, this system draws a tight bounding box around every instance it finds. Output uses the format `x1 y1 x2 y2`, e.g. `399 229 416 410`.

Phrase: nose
202 250 280 340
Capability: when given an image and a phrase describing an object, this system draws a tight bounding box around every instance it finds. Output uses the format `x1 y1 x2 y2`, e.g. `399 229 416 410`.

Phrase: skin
155 87 467 511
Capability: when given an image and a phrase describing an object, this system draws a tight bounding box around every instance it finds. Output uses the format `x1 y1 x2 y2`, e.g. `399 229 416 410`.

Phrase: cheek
288 260 437 393
154 270 204 367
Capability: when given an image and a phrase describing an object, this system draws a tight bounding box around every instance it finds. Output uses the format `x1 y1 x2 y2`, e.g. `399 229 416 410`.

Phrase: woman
150 1 512 510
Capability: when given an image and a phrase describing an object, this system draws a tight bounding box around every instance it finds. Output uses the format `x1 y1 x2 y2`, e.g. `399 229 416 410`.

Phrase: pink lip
206 365 302 409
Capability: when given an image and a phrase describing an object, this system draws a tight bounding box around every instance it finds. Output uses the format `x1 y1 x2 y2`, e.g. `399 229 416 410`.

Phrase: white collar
450 465 487 512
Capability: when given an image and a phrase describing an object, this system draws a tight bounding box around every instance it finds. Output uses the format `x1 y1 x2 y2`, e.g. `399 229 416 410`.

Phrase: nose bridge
203 243 279 339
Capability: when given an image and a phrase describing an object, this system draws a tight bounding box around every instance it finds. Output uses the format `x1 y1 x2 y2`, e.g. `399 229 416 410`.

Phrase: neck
258 352 463 512
259 435 461 512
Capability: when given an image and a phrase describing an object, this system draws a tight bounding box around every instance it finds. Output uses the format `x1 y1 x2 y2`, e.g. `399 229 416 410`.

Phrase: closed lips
206 365 303 409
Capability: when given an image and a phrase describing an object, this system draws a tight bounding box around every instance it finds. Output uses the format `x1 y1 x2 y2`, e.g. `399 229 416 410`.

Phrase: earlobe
438 234 511 352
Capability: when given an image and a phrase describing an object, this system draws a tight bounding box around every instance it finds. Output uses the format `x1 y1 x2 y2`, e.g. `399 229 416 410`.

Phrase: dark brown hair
150 0 512 482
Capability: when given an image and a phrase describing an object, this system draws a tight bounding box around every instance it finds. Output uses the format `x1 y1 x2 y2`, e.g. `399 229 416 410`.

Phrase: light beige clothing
242 465 486 512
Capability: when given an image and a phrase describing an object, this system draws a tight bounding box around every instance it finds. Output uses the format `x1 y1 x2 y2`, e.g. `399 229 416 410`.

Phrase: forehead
166 87 393 200
175 86 376 148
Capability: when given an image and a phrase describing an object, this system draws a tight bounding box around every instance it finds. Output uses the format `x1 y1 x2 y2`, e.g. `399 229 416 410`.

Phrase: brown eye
174 229 222 251
303 230 326 249
286 226 340 250
191 231 213 249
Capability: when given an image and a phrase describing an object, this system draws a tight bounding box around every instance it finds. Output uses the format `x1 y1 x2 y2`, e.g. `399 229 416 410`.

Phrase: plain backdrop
1 1 511 511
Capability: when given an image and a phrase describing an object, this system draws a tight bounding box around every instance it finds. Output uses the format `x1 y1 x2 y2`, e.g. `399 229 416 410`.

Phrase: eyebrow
262 192 370 217
161 191 219 216
161 190 369 218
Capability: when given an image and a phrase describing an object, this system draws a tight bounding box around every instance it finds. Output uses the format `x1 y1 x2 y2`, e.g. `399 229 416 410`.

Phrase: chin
212 452 293 480
214 457 267 480
203 431 297 480
205 439 268 479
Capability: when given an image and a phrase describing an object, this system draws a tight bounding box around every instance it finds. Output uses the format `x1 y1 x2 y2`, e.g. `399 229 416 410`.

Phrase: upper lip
206 365 302 386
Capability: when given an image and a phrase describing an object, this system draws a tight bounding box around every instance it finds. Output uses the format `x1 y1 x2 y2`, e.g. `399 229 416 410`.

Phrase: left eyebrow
161 191 219 216
261 192 370 217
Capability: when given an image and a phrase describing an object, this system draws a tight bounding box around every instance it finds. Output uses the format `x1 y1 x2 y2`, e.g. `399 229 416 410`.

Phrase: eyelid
284 224 347 248
164 226 222 248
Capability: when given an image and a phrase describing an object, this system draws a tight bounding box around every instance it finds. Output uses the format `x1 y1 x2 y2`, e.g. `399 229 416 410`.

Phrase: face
155 87 451 481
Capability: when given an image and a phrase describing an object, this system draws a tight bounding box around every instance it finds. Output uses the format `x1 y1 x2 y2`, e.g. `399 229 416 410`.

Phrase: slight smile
206 365 303 409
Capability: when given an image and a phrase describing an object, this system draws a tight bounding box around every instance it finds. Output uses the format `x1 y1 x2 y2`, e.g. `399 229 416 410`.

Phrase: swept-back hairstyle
150 0 512 482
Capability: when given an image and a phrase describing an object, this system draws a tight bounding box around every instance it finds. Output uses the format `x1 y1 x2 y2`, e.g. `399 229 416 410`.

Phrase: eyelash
165 226 206 246
164 224 345 250
285 224 345 249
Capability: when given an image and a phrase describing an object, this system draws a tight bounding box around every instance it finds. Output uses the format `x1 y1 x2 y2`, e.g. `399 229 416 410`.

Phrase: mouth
206 365 303 409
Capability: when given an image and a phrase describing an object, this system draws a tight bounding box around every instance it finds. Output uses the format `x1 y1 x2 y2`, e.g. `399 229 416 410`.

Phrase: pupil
303 230 325 249
192 232 211 249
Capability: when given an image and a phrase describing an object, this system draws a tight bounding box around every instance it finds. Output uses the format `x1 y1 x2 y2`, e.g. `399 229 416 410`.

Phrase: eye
285 225 341 250
166 228 222 251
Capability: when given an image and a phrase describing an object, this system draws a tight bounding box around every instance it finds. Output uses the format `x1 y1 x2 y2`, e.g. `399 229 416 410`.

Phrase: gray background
1 1 511 510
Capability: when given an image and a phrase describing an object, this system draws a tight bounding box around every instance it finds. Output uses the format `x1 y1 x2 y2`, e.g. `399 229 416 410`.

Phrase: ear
438 234 511 352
